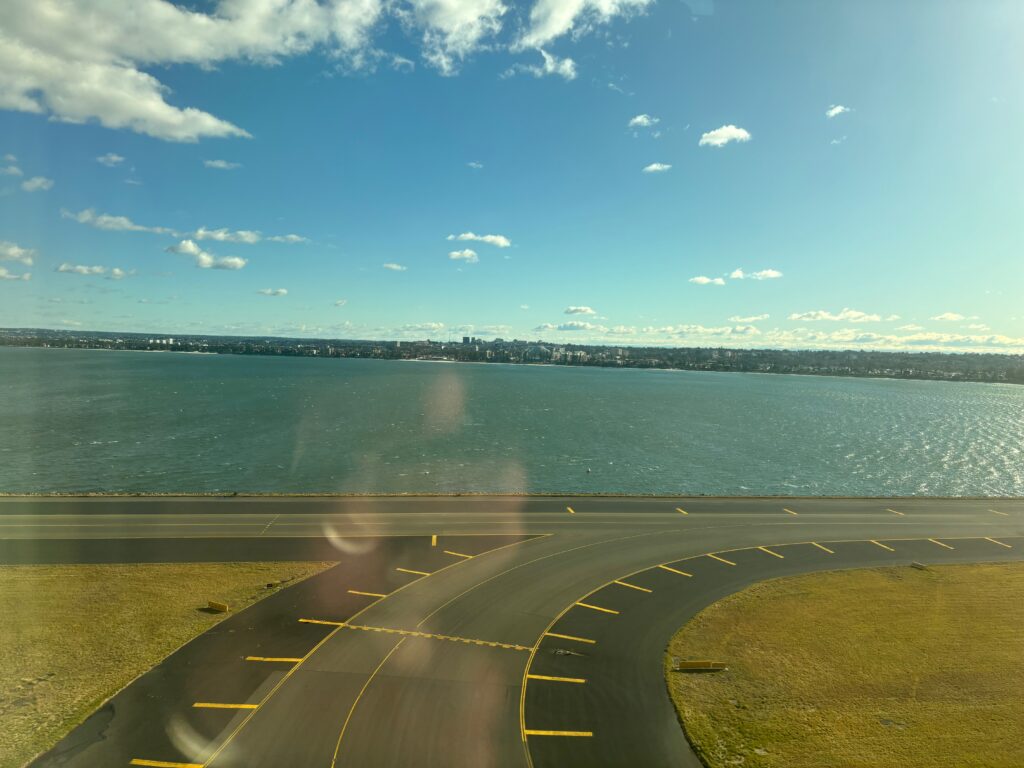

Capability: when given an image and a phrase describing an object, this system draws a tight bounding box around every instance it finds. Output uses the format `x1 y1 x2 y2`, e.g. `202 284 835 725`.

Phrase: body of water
1 347 1021 496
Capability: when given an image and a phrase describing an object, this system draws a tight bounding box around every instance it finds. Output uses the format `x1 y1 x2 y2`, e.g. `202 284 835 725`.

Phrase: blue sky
1 0 1022 351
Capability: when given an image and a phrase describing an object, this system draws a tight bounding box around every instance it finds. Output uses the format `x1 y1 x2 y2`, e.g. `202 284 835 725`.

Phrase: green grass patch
0 561 335 768
666 562 1024 768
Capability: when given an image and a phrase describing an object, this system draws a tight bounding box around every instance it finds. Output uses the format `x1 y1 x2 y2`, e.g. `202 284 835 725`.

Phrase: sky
1 0 1022 352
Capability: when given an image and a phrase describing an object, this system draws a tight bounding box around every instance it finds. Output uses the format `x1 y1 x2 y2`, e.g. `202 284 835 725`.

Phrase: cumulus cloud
729 268 782 280
965 323 989 331
383 262 407 271
267 234 309 244
0 266 31 281
628 114 659 128
564 306 596 315
504 49 577 80
204 159 241 170
689 276 725 285
22 176 54 192
467 161 484 169
535 321 608 332
166 239 247 270
447 231 511 247
397 321 445 334
0 240 35 266
194 226 261 244
898 324 924 331
56 262 128 279
642 162 671 173
699 125 751 148
519 304 530 310
518 0 653 49
96 153 124 166
729 313 769 322
826 104 850 118
932 312 965 321
62 208 178 235
788 308 882 323
449 248 479 263
1 164 23 176
258 288 288 296
406 0 507 76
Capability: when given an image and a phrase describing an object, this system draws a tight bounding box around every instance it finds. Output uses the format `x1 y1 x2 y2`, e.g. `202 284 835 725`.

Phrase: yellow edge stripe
613 579 652 593
991 509 1009 516
658 564 692 577
525 730 593 737
707 553 736 566
566 506 575 514
887 508 905 516
527 674 586 684
348 590 387 598
130 761 203 768
783 508 798 515
985 537 1012 548
675 507 688 515
193 702 258 710
544 631 596 645
811 542 834 554
929 538 954 550
870 540 896 552
575 601 619 615
443 550 473 559
431 534 438 546
758 546 784 559
299 618 345 626
396 567 431 576
245 656 302 663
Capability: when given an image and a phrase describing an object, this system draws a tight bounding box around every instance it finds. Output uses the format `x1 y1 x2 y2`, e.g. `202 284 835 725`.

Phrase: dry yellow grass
0 561 334 768
666 563 1024 768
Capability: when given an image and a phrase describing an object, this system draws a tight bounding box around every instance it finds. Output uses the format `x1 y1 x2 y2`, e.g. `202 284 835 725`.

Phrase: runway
5 495 1022 768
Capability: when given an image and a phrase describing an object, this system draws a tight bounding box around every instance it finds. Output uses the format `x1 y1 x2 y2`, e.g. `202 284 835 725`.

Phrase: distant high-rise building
462 336 471 345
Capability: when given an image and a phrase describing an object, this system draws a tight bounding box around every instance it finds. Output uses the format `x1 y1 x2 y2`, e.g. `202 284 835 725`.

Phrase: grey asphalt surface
5 495 1023 768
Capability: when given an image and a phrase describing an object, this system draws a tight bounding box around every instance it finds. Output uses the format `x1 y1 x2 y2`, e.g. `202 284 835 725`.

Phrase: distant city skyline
1 0 1022 352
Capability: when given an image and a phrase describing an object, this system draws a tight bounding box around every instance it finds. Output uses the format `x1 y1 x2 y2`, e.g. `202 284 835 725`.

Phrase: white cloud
519 304 530 310
689 276 725 285
258 288 288 296
62 208 178 235
467 161 484 169
518 0 653 49
166 239 247 270
405 0 507 76
698 125 751 148
56 262 128 279
729 313 769 322
334 299 348 307
449 248 479 263
204 159 241 170
397 321 445 334
96 152 125 166
1 164 23 176
642 162 671 173
3 154 15 162
750 268 782 280
536 320 608 332
504 49 577 80
885 314 901 321
22 176 54 192
788 308 882 323
965 323 989 331
109 267 128 280
729 268 744 279
0 266 31 281
447 231 511 247
830 136 847 146
898 324 924 331
932 312 965 321
194 226 261 244
826 104 850 118
628 114 659 128
0 240 35 266
564 305 597 315
383 262 408 271
267 234 309 244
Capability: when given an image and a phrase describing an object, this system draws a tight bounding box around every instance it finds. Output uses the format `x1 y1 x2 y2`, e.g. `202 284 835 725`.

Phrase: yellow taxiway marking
245 656 302 663
707 553 736 566
193 702 258 710
130 761 203 768
991 509 1009 516
431 534 438 546
566 506 576 514
544 631 596 645
348 590 387 598
887 508 905 516
575 601 619 615
658 564 692 577
524 730 593 738
396 567 431 577
527 674 586 684
613 579 652 593
810 542 835 554
985 537 1012 548
783 508 798 515
870 540 896 552
675 507 688 515
929 538 954 550
758 546 784 559
304 620 531 651
443 549 474 559
300 618 345 626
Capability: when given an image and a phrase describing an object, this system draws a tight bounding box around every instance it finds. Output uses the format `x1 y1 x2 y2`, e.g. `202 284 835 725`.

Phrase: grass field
0 561 334 768
666 563 1024 768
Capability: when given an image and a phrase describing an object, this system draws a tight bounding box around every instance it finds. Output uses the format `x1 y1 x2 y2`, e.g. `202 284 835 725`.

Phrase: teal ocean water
1 347 1022 496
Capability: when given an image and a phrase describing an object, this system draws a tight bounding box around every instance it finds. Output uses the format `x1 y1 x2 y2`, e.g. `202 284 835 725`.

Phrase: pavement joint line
348 589 388 598
193 702 258 710
443 549 474 559
758 546 785 559
575 601 619 615
544 631 596 644
613 579 652 592
675 507 688 515
985 537 1012 548
783 508 798 515
525 730 593 737
887 508 905 516
396 567 431 576
810 542 835 554
130 761 203 768
245 656 302 663
929 538 955 550
707 553 737 566
870 539 896 552
658 564 693 577
527 674 586 684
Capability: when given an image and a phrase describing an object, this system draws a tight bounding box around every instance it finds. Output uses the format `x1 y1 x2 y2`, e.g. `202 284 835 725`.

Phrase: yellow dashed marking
991 509 1009 516
527 674 586 684
658 564 692 577
544 631 596 645
575 601 619 615
613 579 652 593
245 656 302 663
887 508 905 516
193 702 258 710
566 506 575 514
431 534 438 547
129 761 203 768
707 553 736 566
758 546 784 559
525 730 593 737
348 590 387 598
783 508 798 515
929 538 954 550
396 567 431 576
985 537 1012 548
811 542 834 554
675 507 688 515
443 550 473 559
303 620 530 651
870 540 896 552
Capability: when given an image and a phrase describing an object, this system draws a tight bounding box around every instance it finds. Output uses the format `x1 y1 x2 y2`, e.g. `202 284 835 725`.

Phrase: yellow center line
810 542 835 554
526 674 586 684
575 601 619 615
304 620 531 651
193 702 258 710
707 553 736 566
675 507 688 515
991 509 1009 516
431 534 438 546
929 538 954 550
348 590 387 598
396 567 431 576
524 730 593 738
544 631 596 645
566 506 575 514
887 508 905 516
870 540 896 552
130 761 204 768
299 617 345 626
443 549 473 559
613 579 652 593
658 564 693 577
985 537 1012 548
758 546 784 559
245 656 302 663
783 508 798 515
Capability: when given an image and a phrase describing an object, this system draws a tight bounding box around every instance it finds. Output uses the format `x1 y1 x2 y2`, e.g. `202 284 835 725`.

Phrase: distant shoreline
2 492 1022 500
